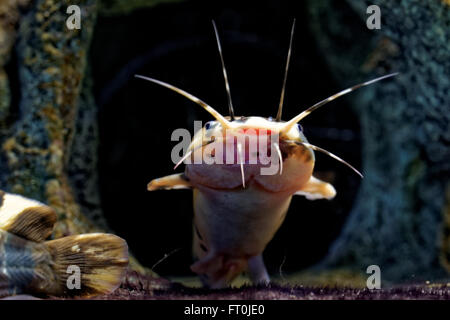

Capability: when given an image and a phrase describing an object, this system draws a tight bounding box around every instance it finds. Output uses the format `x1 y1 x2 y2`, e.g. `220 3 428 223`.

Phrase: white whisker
274 142 283 175
276 19 296 121
286 140 363 178
282 73 399 133
135 74 231 128
174 150 193 170
237 142 245 188
212 20 235 120
174 140 216 170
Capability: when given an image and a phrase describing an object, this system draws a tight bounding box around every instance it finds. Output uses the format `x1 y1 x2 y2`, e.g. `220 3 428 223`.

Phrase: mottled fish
0 190 129 298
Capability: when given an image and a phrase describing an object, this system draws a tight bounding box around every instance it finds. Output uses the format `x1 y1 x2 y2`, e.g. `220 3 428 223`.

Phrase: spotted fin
294 176 336 200
0 230 129 298
44 233 129 297
147 173 192 191
0 191 57 242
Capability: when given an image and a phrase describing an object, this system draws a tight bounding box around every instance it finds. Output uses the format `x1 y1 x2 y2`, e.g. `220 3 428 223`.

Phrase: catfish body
190 183 292 286
142 22 396 288
149 118 336 288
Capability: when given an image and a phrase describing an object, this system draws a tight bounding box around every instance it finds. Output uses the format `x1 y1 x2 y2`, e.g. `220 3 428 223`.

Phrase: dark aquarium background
0 0 448 287
94 0 363 278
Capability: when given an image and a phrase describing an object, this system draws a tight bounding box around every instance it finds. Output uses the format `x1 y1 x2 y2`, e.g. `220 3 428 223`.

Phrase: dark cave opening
91 0 362 278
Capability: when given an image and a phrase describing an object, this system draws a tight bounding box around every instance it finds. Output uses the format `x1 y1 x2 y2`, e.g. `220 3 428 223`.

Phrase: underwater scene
0 0 449 304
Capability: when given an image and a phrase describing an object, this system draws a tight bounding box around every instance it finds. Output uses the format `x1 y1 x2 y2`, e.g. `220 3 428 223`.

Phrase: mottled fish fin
294 176 336 200
44 233 129 297
0 191 57 242
147 173 192 191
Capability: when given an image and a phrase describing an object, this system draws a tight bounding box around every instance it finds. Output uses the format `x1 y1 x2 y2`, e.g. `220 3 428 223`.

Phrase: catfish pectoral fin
147 173 192 191
294 176 336 200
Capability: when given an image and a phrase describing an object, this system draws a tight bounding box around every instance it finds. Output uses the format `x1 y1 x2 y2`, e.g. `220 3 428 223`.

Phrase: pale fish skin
148 117 336 288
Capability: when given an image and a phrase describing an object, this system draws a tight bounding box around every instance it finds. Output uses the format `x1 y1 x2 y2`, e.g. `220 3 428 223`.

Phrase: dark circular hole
92 0 362 278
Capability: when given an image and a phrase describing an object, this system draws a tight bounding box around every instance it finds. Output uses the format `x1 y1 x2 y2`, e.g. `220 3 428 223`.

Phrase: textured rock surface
308 0 450 282
0 0 99 238
0 0 31 128
67 66 106 230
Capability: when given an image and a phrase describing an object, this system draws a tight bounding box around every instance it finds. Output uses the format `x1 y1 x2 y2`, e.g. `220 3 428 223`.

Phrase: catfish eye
297 123 303 132
205 121 213 130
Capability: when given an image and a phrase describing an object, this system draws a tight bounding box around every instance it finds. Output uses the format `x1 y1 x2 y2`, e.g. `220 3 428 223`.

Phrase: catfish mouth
185 135 314 192
203 133 293 167
183 119 318 190
193 173 281 193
